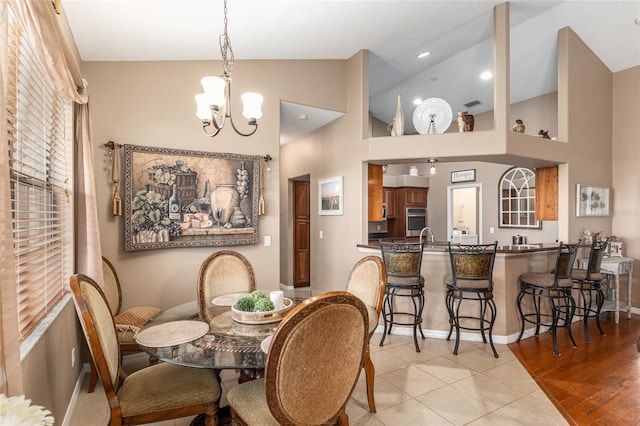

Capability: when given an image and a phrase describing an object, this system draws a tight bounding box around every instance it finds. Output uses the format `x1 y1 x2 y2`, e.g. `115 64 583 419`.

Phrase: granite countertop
360 241 560 254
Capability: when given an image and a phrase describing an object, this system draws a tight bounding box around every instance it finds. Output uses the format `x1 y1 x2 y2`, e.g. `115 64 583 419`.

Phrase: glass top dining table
136 290 313 372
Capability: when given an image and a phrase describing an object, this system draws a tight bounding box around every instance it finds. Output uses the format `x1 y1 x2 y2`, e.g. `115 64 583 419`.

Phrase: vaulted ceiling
62 0 640 141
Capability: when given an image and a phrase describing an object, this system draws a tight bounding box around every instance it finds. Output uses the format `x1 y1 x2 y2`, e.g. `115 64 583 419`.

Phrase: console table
578 256 634 324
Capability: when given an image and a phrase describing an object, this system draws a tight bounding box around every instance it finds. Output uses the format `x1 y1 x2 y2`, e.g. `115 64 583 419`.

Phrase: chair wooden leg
204 404 218 426
88 361 98 393
337 410 349 425
363 344 376 413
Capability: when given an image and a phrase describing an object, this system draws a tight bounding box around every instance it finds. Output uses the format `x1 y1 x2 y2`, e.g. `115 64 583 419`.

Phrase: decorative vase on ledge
389 95 405 136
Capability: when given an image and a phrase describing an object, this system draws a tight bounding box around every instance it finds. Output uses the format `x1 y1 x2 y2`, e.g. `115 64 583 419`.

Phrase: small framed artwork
318 176 343 216
576 184 610 217
451 169 476 183
608 241 623 257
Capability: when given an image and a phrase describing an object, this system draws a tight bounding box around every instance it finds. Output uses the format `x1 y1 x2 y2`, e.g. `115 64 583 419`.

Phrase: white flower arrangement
0 394 54 426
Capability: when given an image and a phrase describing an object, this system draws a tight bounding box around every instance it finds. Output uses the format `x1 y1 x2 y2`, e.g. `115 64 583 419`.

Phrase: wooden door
293 180 310 287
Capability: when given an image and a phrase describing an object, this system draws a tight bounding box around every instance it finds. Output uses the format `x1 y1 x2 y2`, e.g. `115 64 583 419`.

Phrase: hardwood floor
508 312 640 425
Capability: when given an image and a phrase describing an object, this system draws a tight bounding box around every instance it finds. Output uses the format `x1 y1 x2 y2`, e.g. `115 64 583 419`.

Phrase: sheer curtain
0 0 103 394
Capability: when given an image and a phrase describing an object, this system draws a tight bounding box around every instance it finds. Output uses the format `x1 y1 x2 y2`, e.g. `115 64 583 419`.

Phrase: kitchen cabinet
398 187 428 207
368 164 384 221
388 187 428 237
535 166 557 221
384 187 396 218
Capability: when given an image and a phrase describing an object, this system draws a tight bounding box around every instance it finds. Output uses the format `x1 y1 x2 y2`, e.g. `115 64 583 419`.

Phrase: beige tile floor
69 334 568 426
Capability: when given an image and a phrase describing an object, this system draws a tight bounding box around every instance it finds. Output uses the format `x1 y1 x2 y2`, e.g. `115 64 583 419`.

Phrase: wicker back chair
70 274 220 425
346 255 386 412
197 250 256 322
227 291 368 425
87 257 161 393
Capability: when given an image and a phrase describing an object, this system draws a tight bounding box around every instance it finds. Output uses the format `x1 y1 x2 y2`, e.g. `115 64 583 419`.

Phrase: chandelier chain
220 0 234 76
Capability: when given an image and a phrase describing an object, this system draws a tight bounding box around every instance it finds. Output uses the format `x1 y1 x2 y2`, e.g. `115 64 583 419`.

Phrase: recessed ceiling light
480 71 492 80
298 113 308 120
413 98 422 106
635 15 640 25
417 51 431 59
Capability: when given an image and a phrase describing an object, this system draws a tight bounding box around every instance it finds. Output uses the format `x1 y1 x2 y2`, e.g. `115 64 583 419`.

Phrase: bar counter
357 241 561 345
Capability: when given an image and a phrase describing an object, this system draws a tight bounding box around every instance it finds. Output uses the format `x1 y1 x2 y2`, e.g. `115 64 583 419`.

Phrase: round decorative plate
212 292 250 307
260 335 273 354
412 97 453 134
135 320 209 347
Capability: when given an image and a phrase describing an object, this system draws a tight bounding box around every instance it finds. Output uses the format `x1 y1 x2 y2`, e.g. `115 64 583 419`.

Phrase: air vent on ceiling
464 100 481 108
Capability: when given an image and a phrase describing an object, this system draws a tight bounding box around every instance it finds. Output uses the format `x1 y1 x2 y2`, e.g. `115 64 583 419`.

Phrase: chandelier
195 0 263 137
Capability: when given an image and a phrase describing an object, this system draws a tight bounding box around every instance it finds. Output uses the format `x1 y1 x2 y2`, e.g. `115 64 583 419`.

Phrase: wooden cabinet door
404 188 428 207
368 164 384 221
384 187 396 218
535 166 558 221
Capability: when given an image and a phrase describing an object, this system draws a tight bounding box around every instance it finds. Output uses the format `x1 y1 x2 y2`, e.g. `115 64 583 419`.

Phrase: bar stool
379 238 426 352
516 242 579 355
446 241 499 358
572 238 608 341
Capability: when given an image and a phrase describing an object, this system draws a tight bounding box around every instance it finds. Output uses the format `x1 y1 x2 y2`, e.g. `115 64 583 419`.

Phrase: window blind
6 7 74 340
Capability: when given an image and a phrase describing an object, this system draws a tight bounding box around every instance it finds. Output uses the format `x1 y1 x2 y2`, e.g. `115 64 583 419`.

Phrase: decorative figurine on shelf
388 95 405 136
539 129 550 139
457 111 474 132
512 119 525 133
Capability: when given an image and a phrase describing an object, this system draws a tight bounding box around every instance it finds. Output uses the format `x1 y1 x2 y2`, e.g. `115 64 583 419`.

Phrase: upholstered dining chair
226 291 369 426
516 242 579 355
70 274 221 426
197 250 257 322
88 257 162 393
446 241 499 358
572 238 608 341
346 255 386 413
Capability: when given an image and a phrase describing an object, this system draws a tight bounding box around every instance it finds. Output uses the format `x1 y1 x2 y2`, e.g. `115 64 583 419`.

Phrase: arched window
499 167 540 228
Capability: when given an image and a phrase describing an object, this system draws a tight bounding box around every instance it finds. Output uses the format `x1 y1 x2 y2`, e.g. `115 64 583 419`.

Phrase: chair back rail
102 257 122 316
554 242 579 282
586 239 608 277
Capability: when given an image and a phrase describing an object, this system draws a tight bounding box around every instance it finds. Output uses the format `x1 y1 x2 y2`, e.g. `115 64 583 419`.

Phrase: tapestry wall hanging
124 144 260 251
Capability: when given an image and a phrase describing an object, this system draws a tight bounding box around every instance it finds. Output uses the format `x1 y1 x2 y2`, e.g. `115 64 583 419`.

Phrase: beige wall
280 52 368 289
612 65 640 307
81 59 347 308
559 27 613 242
21 301 84 424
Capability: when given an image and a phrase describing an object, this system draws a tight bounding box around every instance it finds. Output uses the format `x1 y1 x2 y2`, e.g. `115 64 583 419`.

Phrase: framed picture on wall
576 184 610 217
318 176 343 215
123 144 260 251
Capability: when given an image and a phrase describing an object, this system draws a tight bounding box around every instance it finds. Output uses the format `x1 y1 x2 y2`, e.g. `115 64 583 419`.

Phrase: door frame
447 183 482 243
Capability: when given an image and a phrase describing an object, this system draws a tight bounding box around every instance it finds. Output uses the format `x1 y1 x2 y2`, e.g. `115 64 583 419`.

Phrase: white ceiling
62 0 640 142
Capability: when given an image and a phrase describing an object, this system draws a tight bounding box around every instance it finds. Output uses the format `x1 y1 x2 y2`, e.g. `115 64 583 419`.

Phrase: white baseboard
373 324 553 345
61 362 90 426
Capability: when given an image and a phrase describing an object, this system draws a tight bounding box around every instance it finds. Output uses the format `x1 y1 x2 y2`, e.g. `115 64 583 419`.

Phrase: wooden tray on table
231 297 295 324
